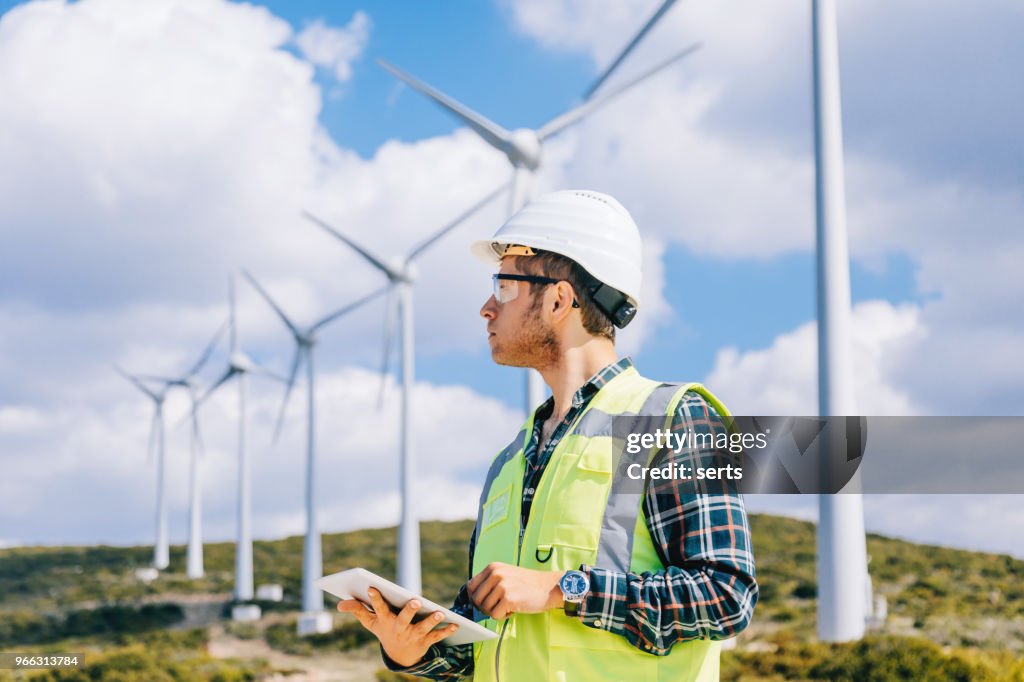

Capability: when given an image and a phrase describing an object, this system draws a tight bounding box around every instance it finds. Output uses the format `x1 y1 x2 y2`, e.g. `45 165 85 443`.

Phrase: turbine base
231 604 262 623
297 611 333 637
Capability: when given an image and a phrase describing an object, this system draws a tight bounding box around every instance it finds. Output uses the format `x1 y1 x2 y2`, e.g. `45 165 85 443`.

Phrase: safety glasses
492 273 560 304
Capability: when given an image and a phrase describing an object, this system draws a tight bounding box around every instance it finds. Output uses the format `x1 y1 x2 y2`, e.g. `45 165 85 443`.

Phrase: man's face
479 257 559 369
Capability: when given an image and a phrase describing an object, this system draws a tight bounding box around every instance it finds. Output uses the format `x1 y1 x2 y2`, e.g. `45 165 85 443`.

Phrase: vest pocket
542 440 614 537
537 536 597 570
548 611 658 681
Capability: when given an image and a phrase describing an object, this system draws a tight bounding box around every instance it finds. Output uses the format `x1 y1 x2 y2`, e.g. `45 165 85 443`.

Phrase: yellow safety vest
471 366 732 682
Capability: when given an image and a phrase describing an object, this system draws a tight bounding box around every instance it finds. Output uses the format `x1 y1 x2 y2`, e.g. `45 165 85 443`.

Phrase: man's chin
490 348 529 369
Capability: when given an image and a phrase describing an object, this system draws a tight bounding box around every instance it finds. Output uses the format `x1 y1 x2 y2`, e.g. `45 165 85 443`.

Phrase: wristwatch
559 570 590 617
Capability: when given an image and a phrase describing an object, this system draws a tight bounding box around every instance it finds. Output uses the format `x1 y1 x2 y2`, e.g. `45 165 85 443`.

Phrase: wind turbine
379 13 697 414
242 270 386 633
302 184 507 595
582 0 682 99
116 368 170 570
199 275 285 602
812 0 868 642
137 324 226 580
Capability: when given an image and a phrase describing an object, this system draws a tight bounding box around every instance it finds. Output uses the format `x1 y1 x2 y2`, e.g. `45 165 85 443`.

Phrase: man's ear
550 281 577 320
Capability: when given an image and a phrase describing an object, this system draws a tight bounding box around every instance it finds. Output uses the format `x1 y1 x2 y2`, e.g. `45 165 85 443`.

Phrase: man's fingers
425 623 459 646
471 571 503 612
414 610 446 635
468 562 496 592
396 599 421 627
480 588 506 618
367 588 393 622
337 599 375 629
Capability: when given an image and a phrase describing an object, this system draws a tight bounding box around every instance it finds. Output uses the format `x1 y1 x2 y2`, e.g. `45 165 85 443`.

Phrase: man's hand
337 588 458 668
468 562 563 620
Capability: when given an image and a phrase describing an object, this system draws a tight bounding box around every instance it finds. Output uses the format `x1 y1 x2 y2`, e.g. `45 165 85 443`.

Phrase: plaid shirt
385 358 758 679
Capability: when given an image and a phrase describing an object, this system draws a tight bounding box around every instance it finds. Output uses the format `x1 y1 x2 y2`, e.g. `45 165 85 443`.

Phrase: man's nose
480 295 498 320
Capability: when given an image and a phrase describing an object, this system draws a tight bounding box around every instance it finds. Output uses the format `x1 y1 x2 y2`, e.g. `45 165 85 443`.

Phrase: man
340 190 758 681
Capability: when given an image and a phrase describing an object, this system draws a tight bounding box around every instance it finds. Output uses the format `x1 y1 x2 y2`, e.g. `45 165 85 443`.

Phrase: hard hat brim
470 239 507 266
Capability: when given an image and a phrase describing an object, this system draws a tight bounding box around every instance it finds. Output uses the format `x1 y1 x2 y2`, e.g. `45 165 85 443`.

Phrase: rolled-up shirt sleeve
575 391 759 655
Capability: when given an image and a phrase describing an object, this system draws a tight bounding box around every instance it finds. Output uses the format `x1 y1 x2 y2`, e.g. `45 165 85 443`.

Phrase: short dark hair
517 250 616 342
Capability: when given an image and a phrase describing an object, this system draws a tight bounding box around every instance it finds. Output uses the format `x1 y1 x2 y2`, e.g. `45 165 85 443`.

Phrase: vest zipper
494 408 584 682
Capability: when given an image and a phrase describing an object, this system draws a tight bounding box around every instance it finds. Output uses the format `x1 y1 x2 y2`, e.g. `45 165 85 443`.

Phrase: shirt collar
534 356 635 418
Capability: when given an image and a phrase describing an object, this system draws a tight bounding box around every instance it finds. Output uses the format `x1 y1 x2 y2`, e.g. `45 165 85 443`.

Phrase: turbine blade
538 42 701 141
583 0 681 99
133 374 178 384
302 210 397 278
228 273 238 353
198 366 236 406
378 58 512 151
187 320 228 378
407 181 509 262
273 346 303 444
249 358 288 384
170 408 192 433
242 270 302 339
115 365 160 402
311 285 388 334
377 289 398 409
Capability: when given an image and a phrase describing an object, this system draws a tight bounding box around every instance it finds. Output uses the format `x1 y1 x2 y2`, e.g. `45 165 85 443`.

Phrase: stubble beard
492 294 560 370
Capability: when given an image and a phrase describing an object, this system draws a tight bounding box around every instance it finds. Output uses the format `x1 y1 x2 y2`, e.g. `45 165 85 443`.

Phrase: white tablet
315 568 498 646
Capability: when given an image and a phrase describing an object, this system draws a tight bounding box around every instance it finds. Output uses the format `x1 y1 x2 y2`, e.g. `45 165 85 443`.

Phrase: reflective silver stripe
472 428 527 623
473 428 527 549
573 407 615 438
593 382 689 573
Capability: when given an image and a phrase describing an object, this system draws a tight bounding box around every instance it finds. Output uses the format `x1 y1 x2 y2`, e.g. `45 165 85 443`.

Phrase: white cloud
704 300 924 415
503 0 1024 416
294 12 371 83
702 307 1024 559
1 365 519 546
863 495 1024 560
0 0 516 549
1 0 1022 566
743 495 1024 560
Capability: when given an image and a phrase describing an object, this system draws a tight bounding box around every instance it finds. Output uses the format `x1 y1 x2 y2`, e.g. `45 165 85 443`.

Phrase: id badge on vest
481 484 512 531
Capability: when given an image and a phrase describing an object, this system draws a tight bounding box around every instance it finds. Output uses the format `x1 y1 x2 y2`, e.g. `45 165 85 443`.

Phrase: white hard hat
471 190 643 315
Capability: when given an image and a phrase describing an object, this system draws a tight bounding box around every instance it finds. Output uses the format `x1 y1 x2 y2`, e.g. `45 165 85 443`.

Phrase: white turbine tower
302 184 506 595
200 275 285 602
138 325 225 580
812 0 868 642
116 368 170 570
242 271 386 635
379 11 695 414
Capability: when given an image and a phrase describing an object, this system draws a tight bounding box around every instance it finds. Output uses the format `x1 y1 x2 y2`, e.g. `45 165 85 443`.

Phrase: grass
2 514 1022 680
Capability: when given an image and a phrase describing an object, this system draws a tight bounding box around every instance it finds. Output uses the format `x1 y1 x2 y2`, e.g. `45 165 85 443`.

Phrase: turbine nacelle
505 129 542 171
390 258 417 284
229 351 255 373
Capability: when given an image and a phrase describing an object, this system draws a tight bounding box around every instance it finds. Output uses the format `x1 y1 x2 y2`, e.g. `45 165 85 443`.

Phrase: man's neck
538 339 618 423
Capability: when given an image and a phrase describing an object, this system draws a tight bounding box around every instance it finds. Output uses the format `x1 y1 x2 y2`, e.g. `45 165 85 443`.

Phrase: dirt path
207 626 383 682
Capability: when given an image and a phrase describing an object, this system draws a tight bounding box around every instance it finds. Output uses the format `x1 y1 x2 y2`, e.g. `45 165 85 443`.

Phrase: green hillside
1 514 1022 681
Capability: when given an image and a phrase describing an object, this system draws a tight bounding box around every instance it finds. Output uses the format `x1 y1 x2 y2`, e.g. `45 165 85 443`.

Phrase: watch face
561 571 588 598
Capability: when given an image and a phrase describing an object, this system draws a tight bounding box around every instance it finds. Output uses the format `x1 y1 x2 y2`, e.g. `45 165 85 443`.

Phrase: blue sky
162 0 927 398
0 0 1022 558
